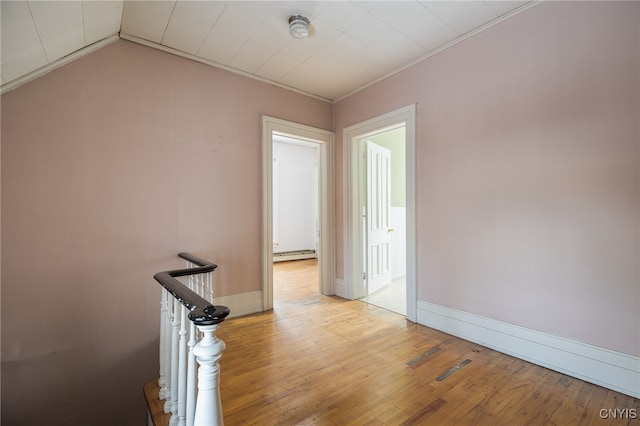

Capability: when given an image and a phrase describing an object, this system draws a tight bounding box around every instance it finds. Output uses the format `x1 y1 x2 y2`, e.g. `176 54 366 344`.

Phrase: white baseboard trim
213 291 263 319
417 300 640 398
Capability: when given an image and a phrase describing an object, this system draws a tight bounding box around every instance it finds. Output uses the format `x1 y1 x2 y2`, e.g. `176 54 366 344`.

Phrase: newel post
192 323 226 426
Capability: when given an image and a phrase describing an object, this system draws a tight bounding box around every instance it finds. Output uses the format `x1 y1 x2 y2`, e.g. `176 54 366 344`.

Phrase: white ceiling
1 0 536 101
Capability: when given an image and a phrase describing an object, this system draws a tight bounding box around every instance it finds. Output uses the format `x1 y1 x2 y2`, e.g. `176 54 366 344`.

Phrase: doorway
341 105 417 321
272 135 319 263
360 127 408 315
261 116 335 311
272 135 320 304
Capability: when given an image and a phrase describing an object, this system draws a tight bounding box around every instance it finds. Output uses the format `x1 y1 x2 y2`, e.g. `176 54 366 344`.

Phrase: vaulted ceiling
1 1 536 101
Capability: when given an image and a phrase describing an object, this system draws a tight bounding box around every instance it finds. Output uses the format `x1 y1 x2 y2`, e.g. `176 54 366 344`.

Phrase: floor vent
407 346 440 368
436 359 472 382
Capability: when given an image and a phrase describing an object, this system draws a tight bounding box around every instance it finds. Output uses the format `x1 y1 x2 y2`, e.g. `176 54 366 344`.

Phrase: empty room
1 1 638 425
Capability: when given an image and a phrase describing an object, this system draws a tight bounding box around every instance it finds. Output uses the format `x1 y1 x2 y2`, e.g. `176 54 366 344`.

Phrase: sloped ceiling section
1 1 123 85
1 1 535 101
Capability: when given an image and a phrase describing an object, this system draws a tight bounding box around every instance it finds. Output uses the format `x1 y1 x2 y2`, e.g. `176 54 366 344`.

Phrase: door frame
262 116 335 310
342 105 417 322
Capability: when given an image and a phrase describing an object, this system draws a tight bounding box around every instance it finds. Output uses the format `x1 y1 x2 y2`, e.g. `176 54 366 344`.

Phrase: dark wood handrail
154 252 229 325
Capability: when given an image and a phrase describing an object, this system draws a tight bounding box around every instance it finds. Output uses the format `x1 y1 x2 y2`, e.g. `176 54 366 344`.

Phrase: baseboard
417 300 640 398
212 291 263 319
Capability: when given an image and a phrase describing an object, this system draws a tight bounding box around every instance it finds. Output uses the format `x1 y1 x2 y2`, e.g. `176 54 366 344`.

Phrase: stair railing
154 253 230 426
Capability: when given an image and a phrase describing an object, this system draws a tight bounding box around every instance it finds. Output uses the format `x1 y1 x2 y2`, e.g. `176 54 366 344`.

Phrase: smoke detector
289 15 310 39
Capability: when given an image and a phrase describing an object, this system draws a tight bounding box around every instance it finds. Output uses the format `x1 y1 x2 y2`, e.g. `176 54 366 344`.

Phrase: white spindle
187 273 194 292
186 321 197 426
206 272 212 302
193 323 226 426
185 263 198 426
178 304 188 426
170 298 180 425
159 289 168 399
196 273 203 298
163 296 174 414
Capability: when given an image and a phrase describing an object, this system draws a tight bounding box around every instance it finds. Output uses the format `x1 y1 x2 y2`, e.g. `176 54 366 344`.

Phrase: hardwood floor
214 259 638 425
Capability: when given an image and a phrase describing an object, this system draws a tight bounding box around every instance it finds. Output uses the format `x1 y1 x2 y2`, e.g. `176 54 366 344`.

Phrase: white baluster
206 272 212 302
177 304 188 426
195 274 203 298
185 263 198 426
164 297 174 413
186 321 197 426
159 289 168 399
193 323 226 426
169 298 180 424
187 274 194 292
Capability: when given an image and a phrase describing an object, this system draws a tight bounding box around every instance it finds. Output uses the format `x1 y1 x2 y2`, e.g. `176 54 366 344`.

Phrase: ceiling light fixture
289 15 310 39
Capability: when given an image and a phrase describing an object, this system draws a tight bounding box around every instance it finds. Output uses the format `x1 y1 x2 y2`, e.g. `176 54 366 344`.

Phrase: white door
366 141 392 294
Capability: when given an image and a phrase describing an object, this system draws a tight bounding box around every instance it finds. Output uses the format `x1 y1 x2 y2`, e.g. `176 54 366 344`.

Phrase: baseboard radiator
273 249 317 262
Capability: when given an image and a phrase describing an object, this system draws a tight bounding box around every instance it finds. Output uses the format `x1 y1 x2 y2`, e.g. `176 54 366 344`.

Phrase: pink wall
2 2 639 424
334 1 639 357
1 40 331 425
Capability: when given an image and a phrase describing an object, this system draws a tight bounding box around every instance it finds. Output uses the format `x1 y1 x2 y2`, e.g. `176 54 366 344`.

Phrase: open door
342 104 416 321
366 141 392 294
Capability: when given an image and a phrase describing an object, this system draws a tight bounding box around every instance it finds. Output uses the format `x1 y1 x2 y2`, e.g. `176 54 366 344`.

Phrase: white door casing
342 104 417 322
366 141 392 294
262 116 335 311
